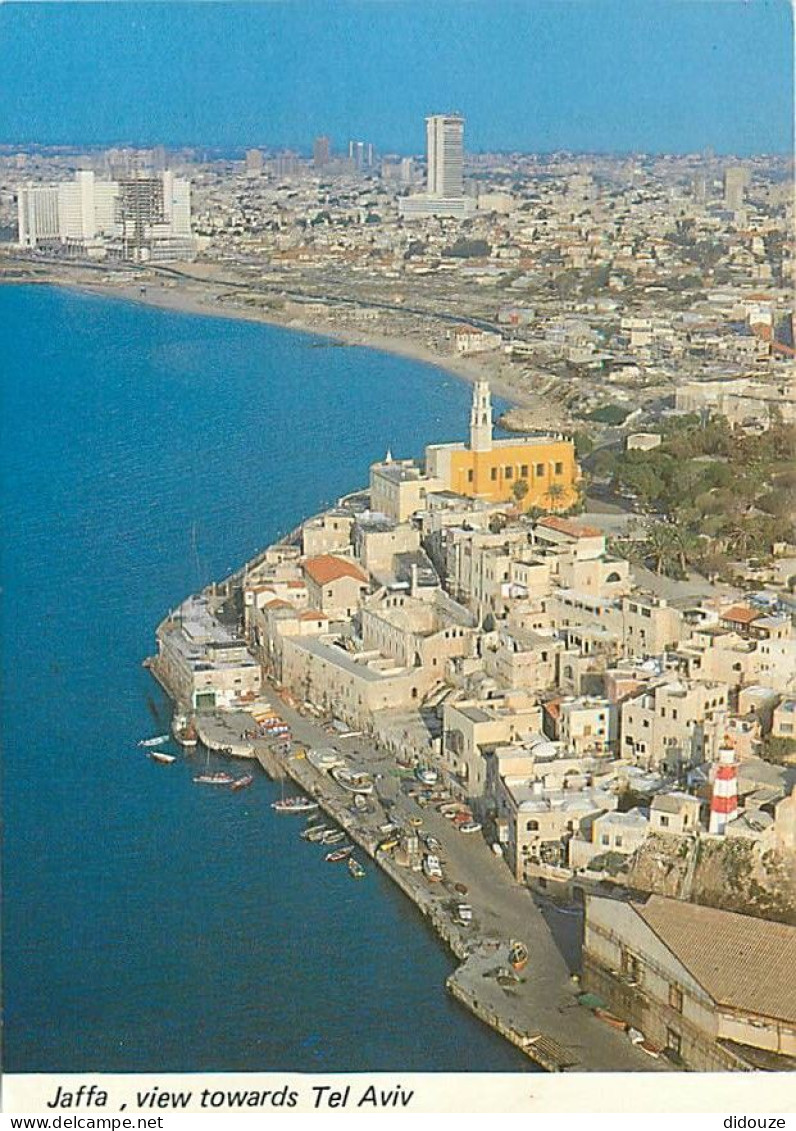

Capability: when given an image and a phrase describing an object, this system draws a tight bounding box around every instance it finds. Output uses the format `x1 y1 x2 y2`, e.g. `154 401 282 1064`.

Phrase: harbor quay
150 643 668 1073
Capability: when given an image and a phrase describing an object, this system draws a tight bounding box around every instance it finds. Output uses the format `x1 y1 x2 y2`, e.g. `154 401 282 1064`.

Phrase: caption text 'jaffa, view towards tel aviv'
2 7 795 1081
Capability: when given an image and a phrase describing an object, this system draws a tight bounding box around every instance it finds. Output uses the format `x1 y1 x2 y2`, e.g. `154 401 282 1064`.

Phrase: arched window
526 819 539 832
606 571 622 583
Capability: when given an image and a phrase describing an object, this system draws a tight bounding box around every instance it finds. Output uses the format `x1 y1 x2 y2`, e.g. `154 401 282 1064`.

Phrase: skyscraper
426 113 464 198
724 166 749 212
313 135 331 169
245 148 264 175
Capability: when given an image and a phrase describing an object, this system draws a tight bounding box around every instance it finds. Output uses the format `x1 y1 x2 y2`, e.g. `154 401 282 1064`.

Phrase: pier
212 683 671 1074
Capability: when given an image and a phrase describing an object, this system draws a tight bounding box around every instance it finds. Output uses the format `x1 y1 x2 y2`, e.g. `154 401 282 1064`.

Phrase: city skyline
0 1 793 156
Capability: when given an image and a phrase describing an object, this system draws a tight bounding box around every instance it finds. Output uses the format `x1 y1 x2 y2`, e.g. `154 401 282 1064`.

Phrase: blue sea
1 284 531 1073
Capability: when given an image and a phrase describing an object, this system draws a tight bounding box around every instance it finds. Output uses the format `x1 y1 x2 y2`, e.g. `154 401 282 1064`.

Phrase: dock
241 684 671 1074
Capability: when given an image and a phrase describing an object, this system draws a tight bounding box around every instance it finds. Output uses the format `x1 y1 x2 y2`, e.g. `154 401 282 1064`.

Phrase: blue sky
0 1 792 155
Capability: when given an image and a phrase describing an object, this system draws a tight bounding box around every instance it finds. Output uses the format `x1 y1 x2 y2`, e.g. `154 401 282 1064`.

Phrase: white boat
331 768 374 795
415 766 438 786
149 751 177 765
193 771 235 786
138 735 169 748
271 796 319 813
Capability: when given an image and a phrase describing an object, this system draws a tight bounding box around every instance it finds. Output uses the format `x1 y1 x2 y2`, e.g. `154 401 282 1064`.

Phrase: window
536 463 544 477
526 820 539 832
554 461 563 475
666 1029 682 1057
491 468 498 481
616 836 623 848
521 465 528 478
660 815 669 827
505 466 513 479
467 469 474 483
601 834 610 846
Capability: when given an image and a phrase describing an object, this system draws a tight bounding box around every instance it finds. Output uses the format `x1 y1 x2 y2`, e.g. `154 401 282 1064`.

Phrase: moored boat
509 940 529 971
193 772 235 785
325 846 354 863
173 717 199 748
305 825 329 842
347 858 366 879
149 751 177 764
139 735 169 748
321 829 345 845
271 796 319 813
230 773 254 791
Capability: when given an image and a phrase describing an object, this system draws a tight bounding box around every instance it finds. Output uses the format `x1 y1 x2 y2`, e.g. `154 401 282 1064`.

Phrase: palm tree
545 482 566 511
645 522 680 576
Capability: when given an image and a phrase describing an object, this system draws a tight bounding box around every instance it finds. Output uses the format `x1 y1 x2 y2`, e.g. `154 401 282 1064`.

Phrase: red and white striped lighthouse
709 744 739 835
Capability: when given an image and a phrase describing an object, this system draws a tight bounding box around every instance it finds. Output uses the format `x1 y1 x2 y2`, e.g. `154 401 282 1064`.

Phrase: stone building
583 894 796 1070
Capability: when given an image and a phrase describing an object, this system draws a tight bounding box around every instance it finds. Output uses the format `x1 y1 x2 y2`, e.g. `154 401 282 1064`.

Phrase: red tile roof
303 555 368 587
722 606 760 625
538 516 602 539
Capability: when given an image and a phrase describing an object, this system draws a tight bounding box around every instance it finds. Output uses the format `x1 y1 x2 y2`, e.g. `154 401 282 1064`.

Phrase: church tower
469 380 493 452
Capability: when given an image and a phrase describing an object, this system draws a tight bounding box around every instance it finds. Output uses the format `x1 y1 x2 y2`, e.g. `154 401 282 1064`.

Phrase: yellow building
424 382 580 511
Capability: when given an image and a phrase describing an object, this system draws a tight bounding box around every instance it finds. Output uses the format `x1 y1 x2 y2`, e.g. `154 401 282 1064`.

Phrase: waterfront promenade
196 689 670 1074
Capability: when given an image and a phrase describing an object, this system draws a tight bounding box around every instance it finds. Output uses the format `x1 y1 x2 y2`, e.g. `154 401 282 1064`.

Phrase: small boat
458 821 482 834
321 829 345 845
230 774 254 791
174 719 198 748
149 751 177 765
325 846 354 862
139 735 169 748
331 768 374 795
509 940 529 972
305 825 329 842
348 858 366 879
193 772 235 785
271 796 319 813
415 766 438 785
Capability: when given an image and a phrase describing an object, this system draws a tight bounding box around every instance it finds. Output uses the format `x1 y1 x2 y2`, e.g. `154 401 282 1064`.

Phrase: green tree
512 479 529 504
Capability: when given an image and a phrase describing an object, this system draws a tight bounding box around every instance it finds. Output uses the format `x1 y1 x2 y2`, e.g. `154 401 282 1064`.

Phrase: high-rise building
399 112 473 219
313 135 331 169
245 148 264 175
17 170 193 261
348 140 374 171
724 166 749 212
426 113 464 198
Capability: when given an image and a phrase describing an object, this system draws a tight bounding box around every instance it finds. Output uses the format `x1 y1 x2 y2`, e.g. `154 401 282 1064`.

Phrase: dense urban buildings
2 123 794 1071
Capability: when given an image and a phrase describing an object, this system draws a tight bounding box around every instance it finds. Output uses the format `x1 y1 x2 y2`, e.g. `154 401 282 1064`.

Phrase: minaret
469 380 493 452
709 744 739 835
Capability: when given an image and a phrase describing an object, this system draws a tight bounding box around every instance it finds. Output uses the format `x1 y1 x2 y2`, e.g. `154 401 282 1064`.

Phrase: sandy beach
0 258 570 429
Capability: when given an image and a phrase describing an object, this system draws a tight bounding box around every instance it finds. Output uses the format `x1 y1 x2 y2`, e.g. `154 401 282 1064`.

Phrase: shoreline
0 262 569 426
149 618 668 1076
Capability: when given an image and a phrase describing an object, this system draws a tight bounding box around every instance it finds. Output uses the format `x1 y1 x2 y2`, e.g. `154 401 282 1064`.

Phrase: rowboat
230 774 254 791
509 940 529 972
139 735 169 748
325 846 354 863
193 772 235 786
348 858 366 879
271 797 319 814
305 826 329 842
321 830 346 845
149 751 177 765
